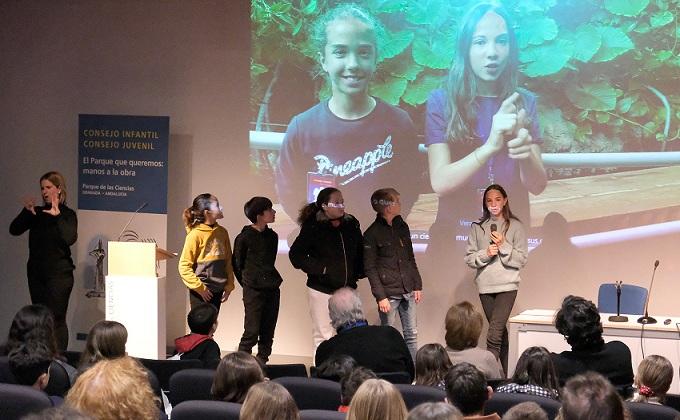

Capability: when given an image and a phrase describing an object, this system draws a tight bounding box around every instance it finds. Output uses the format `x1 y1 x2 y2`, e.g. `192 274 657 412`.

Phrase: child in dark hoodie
232 197 283 364
174 303 221 368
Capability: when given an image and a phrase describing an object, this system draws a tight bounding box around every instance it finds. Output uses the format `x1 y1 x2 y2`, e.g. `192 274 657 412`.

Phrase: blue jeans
379 292 418 364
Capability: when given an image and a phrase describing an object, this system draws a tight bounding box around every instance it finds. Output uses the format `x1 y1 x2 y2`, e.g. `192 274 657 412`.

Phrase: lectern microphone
637 260 660 324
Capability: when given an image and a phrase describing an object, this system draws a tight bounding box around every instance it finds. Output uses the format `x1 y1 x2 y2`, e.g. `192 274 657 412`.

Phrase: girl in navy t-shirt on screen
275 3 420 228
424 3 547 260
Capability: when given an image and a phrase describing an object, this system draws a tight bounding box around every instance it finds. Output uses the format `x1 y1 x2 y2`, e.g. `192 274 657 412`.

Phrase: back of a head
511 346 559 391
502 401 548 420
315 354 358 381
347 378 408 420
634 354 674 401
21 406 94 420
554 295 604 350
408 402 463 420
559 372 625 420
8 341 52 387
415 343 453 387
445 301 483 351
211 351 265 403
329 287 365 330
341 366 378 405
79 320 127 370
187 303 218 335
240 381 299 420
66 356 159 420
6 304 57 356
445 362 489 416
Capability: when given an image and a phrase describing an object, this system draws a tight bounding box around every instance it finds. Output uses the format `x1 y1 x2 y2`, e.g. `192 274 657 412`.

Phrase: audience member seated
315 354 358 381
21 405 93 420
347 378 408 420
501 402 548 420
77 320 127 373
552 295 634 395
339 367 378 413
3 304 76 384
444 302 503 380
8 341 61 406
315 288 414 381
628 354 673 405
415 343 452 390
408 402 463 420
211 351 265 403
173 303 221 369
240 381 299 420
445 362 499 420
495 346 559 400
66 356 160 420
555 371 627 420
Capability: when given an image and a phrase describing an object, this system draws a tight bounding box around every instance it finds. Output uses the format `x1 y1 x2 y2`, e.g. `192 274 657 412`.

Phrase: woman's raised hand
22 196 36 215
42 190 61 216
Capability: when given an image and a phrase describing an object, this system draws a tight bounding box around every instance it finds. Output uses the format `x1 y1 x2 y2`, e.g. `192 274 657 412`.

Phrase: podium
106 241 173 359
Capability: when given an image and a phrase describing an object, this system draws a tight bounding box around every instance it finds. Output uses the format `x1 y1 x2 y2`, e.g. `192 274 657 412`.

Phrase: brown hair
297 187 340 225
633 354 673 402
66 356 159 420
557 372 626 420
183 193 217 230
79 320 127 371
240 381 299 420
370 188 399 215
211 351 265 403
415 343 452 387
40 171 67 204
445 301 483 350
347 379 408 420
503 402 548 420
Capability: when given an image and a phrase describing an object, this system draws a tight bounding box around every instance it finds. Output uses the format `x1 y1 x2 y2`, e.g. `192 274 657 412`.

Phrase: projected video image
249 0 680 252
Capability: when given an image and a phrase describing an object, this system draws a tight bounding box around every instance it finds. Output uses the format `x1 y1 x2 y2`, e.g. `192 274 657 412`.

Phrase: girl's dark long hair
183 193 215 230
510 346 560 394
5 304 58 357
445 3 520 143
415 343 452 387
479 184 518 234
297 187 340 225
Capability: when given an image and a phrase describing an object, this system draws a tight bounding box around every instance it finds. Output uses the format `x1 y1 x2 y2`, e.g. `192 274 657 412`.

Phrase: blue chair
597 284 647 315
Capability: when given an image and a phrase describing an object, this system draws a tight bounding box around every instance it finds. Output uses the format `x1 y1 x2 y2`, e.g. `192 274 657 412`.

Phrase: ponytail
296 187 341 226
184 193 214 230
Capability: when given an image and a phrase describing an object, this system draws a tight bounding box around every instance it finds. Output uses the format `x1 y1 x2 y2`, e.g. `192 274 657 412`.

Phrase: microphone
116 202 148 241
637 260 660 324
608 281 628 322
490 223 497 245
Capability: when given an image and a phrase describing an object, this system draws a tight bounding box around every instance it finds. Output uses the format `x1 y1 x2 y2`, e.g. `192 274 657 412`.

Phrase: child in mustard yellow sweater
179 193 235 312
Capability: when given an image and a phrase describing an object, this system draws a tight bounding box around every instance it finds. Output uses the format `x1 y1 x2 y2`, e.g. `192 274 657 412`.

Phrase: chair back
664 393 680 412
394 384 446 410
625 401 680 420
0 383 52 420
274 376 341 410
598 283 647 315
377 371 412 384
484 392 561 419
171 400 241 420
300 409 346 420
265 363 308 379
138 357 202 390
43 360 71 397
0 357 17 384
168 368 216 406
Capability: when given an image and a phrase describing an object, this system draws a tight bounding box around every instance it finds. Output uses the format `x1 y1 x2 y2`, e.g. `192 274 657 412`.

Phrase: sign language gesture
22 196 37 215
42 189 61 216
507 108 533 160
487 92 520 153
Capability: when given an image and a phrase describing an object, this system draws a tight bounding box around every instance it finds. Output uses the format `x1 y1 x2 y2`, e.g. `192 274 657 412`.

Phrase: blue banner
78 114 169 214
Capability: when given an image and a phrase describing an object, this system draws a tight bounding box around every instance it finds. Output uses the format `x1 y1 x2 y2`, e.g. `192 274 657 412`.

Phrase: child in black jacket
174 303 221 369
232 197 283 363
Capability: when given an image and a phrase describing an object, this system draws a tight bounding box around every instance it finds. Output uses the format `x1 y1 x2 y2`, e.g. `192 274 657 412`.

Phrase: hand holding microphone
487 223 499 257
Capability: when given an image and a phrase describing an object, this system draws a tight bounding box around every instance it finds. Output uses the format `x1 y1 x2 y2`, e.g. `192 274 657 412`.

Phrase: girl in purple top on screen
425 3 547 258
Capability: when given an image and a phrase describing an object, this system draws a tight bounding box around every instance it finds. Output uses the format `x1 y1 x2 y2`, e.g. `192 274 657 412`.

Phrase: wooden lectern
106 241 174 359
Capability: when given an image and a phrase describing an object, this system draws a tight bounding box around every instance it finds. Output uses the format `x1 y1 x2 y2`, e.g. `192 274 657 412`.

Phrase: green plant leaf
370 75 408 105
379 30 415 61
300 0 317 16
569 25 602 62
404 0 443 25
591 26 634 62
566 82 622 111
402 73 443 106
516 16 559 48
520 39 574 77
604 0 649 17
251 62 268 77
595 112 611 123
628 99 650 117
412 37 455 69
617 94 638 113
650 11 674 28
633 22 652 33
364 0 407 14
381 58 424 81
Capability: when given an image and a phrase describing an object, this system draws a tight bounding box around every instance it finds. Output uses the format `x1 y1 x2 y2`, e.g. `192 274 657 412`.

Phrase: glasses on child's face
326 202 345 209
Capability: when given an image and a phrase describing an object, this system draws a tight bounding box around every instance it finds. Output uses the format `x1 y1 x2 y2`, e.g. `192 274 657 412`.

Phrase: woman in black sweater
10 171 77 352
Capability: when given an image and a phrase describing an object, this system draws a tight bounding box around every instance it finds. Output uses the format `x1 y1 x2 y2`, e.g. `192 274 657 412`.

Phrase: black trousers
238 286 280 363
189 289 224 314
28 267 74 353
479 290 517 376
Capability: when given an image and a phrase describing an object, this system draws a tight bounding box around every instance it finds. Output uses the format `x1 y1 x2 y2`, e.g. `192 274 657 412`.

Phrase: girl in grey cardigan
465 184 528 374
